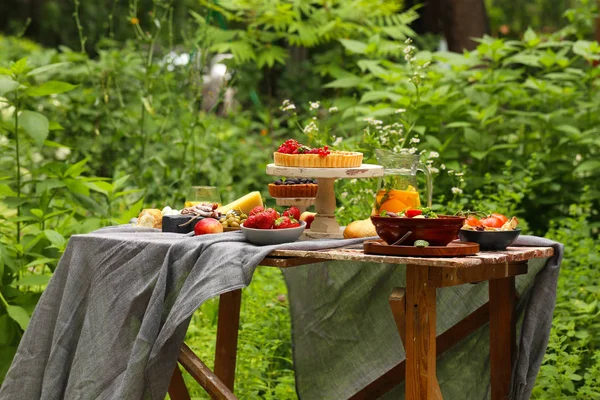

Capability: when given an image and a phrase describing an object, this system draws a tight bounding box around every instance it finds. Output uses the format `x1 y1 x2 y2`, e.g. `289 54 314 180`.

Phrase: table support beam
168 364 191 400
405 264 438 400
489 277 516 400
214 289 242 393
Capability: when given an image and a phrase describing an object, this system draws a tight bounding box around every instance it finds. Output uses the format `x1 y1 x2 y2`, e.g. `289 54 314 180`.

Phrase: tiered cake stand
266 163 384 238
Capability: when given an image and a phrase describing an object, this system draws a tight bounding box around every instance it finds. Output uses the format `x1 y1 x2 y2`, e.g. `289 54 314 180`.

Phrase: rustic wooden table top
265 246 554 268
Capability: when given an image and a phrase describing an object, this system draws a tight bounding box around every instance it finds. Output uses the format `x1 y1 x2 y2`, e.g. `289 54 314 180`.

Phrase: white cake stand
266 163 384 238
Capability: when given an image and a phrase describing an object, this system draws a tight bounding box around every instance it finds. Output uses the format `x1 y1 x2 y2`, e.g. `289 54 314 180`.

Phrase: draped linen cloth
0 226 561 400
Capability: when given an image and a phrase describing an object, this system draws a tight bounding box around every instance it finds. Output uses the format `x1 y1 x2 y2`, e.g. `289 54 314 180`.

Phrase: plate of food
458 212 520 251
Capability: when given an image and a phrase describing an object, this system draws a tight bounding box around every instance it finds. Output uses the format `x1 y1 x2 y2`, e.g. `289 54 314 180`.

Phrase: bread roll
137 208 163 229
343 218 377 239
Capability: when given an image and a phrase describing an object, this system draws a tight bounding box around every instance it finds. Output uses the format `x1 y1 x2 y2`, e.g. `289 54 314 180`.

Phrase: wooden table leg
405 265 438 400
489 277 516 400
168 364 191 400
214 289 242 393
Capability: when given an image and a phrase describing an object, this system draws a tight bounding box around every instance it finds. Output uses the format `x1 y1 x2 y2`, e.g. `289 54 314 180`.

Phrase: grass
181 267 296 399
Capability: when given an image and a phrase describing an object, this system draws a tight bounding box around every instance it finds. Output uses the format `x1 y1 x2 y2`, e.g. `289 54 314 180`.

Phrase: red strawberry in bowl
274 216 301 229
249 206 265 216
264 208 280 220
254 211 276 229
244 215 258 228
283 206 301 221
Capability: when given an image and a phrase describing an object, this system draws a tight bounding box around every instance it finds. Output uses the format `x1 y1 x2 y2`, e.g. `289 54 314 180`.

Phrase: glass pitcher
373 149 432 215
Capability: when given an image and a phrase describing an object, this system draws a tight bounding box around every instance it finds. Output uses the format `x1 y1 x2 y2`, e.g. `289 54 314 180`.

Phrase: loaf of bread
136 208 163 229
343 218 377 239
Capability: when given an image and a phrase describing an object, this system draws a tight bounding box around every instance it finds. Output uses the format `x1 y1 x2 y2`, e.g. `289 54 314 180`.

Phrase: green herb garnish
415 240 430 247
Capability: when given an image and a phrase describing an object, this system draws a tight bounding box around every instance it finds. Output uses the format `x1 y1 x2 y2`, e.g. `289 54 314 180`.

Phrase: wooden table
167 245 553 400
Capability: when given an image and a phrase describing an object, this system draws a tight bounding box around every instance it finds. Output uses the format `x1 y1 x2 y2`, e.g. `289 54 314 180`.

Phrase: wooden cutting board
363 240 480 257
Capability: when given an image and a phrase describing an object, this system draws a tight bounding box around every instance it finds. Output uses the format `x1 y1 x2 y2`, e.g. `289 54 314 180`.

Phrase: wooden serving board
363 240 480 257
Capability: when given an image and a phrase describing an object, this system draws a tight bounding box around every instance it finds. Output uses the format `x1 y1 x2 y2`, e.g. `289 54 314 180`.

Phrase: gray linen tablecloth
0 226 562 400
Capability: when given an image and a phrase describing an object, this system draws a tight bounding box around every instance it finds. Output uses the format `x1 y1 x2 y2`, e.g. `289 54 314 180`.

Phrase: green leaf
23 257 55 269
64 158 89 178
574 160 600 173
117 196 145 224
0 77 19 96
470 151 488 160
0 315 17 346
445 122 472 128
86 181 113 195
360 91 402 103
48 121 64 131
44 230 65 247
0 184 17 197
26 81 77 97
339 39 367 54
6 305 30 331
26 62 71 77
464 128 481 144
112 175 130 192
15 274 51 286
324 76 363 89
18 111 49 146
11 58 28 75
523 28 540 46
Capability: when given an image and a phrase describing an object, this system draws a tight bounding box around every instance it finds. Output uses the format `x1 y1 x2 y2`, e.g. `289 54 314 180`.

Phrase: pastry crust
137 208 163 229
273 151 363 168
268 183 318 198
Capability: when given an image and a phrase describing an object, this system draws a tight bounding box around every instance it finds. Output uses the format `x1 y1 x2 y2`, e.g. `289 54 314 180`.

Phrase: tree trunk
406 0 489 53
442 0 489 52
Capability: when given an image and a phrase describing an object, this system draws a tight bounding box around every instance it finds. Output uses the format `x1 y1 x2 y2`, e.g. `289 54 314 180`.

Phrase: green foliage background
0 0 599 398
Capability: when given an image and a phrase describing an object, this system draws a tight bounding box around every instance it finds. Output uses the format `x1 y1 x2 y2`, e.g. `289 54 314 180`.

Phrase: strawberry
264 207 280 220
249 206 264 216
283 206 301 220
254 211 276 229
274 216 301 229
244 215 258 228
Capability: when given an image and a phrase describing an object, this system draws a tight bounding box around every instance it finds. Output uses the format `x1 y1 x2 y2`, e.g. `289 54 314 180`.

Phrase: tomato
481 216 504 228
491 213 508 224
466 216 483 227
405 209 423 218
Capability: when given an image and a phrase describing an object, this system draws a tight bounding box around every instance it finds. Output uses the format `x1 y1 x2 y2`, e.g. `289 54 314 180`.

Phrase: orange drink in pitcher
373 150 432 215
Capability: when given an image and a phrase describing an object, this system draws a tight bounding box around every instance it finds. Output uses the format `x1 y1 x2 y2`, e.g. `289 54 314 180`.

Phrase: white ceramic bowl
240 220 306 245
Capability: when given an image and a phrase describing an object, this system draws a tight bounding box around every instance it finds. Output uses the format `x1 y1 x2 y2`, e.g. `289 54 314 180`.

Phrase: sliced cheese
217 191 264 215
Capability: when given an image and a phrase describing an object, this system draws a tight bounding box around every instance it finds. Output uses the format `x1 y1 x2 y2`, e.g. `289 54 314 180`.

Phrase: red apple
194 218 224 235
299 212 316 229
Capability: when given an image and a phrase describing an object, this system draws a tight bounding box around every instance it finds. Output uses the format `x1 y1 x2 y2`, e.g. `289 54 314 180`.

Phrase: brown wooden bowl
370 215 466 246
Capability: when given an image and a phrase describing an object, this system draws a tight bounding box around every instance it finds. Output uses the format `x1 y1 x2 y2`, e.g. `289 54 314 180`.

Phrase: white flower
455 172 464 177
395 108 406 114
440 164 446 170
341 192 348 198
575 154 582 162
31 152 43 164
55 147 71 160
405 38 413 44
333 136 343 146
0 136 8 146
410 137 420 144
447 170 455 175
423 61 431 68
429 151 439 158
408 147 417 154
303 121 319 134
309 101 320 110
282 104 296 111
328 106 339 113
451 187 463 195
430 167 439 173
363 117 383 126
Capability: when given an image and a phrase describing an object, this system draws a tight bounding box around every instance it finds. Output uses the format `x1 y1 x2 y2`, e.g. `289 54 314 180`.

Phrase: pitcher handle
417 162 433 208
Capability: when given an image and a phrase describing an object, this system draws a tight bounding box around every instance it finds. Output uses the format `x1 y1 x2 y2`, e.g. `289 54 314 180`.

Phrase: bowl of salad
458 212 520 251
370 208 465 246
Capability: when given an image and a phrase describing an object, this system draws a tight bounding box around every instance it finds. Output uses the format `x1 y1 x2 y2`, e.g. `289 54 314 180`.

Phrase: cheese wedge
217 191 264 215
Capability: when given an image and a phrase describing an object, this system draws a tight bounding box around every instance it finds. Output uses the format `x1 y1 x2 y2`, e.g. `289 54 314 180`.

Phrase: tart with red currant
268 177 318 198
274 139 363 168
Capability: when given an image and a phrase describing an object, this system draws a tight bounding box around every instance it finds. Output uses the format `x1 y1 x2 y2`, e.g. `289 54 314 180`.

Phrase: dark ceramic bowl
370 215 465 246
458 229 521 251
